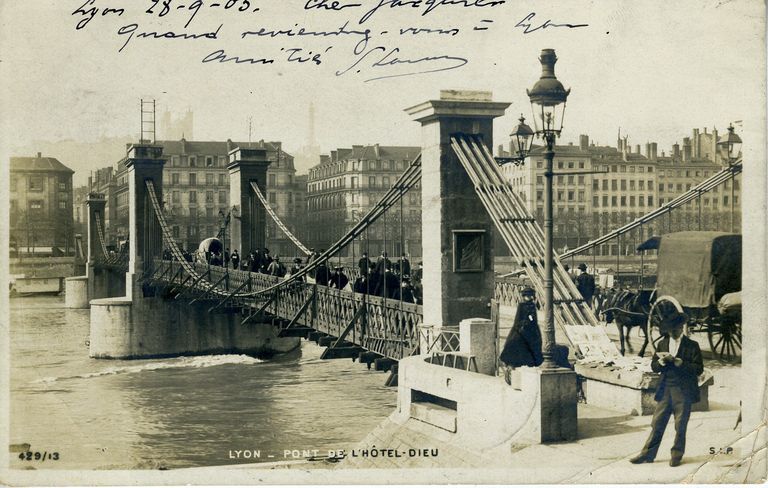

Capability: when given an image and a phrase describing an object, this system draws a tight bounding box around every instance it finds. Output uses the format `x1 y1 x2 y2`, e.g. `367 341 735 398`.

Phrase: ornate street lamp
497 115 535 165
527 48 570 369
717 124 742 233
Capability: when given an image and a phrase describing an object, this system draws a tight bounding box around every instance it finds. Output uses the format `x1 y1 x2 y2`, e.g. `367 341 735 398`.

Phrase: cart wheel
646 296 686 352
708 318 741 363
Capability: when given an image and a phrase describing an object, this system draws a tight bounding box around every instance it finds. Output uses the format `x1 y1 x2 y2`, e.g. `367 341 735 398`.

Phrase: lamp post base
537 366 579 442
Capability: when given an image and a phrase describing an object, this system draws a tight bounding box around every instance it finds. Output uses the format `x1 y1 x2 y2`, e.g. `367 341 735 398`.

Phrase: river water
9 296 396 470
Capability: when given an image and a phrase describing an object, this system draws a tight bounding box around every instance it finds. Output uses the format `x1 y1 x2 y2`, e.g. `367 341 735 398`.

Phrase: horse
599 288 656 357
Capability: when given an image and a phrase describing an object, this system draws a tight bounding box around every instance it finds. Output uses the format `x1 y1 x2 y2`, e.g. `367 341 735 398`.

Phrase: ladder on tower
140 99 156 144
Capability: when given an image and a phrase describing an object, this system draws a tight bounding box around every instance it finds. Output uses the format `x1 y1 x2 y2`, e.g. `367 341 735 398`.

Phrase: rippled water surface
9 296 396 469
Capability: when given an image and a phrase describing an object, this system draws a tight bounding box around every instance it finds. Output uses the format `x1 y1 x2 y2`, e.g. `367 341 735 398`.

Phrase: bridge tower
125 144 165 297
406 91 509 326
86 193 108 301
228 147 271 255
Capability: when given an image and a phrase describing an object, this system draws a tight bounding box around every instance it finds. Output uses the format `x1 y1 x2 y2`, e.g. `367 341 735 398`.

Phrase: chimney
683 137 692 162
651 142 658 160
579 134 589 150
672 143 680 160
712 128 719 163
635 144 641 155
498 144 504 156
693 128 700 158
645 142 652 159
374 143 380 158
36 152 42 158
226 139 233 153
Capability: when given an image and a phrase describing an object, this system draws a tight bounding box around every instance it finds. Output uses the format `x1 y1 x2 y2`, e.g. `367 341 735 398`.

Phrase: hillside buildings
10 153 75 254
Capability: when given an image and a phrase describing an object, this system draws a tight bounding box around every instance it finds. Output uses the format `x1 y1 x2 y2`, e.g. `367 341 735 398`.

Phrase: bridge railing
150 258 424 360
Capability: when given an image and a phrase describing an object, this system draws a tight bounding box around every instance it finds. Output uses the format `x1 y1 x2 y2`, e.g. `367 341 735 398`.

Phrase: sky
0 0 764 182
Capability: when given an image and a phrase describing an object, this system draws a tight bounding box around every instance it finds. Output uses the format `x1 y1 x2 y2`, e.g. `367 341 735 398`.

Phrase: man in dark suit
630 313 704 467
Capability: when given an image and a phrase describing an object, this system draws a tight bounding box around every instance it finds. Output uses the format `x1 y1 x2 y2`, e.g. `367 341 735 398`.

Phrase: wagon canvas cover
656 232 742 309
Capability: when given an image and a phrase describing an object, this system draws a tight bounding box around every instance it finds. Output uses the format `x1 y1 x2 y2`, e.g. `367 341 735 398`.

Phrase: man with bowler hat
630 312 703 467
575 263 596 307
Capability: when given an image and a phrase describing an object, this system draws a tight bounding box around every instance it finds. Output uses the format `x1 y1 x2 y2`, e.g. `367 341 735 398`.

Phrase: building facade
306 144 422 258
101 139 304 256
10 153 75 254
500 128 741 256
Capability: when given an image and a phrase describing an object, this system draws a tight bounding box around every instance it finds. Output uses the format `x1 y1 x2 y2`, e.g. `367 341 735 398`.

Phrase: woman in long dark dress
499 287 543 384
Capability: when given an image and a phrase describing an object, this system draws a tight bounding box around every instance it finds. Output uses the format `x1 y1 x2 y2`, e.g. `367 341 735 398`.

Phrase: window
557 175 564 185
592 180 599 190
29 200 43 211
206 173 214 185
537 176 544 185
611 180 617 191
268 174 276 186
369 176 376 188
602 180 608 191
190 173 197 185
218 174 226 186
630 180 635 190
620 180 627 191
579 162 585 169
677 183 683 192
629 196 635 206
219 156 226 167
648 196 654 206
603 195 608 207
686 184 691 191
620 196 627 206
189 156 197 167
269 192 276 204
639 195 645 206
173 226 180 238
648 166 654 173
351 177 358 188
578 175 585 185
704 171 709 177
685 171 690 177
567 175 574 185
206 191 214 203
536 191 543 201
218 191 226 204
593 196 599 207
29 175 43 191
382 160 390 170
536 161 543 169
557 191 564 201
578 190 584 202
647 180 653 189
568 161 574 169
382 176 390 187
58 201 67 209
639 166 645 173
558 161 564 169
611 196 617 206
288 192 293 204
172 173 180 184
629 166 635 173
172 191 180 203
171 156 179 167
567 191 574 201
620 165 626 173
206 156 214 167
639 181 645 190
189 191 197 203
58 181 67 191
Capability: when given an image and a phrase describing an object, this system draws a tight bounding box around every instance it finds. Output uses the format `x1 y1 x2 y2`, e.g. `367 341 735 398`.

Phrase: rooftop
10 154 74 174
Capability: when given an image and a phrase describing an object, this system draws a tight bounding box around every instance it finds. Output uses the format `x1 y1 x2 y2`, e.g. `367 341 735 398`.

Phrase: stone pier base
89 280 299 359
64 276 89 309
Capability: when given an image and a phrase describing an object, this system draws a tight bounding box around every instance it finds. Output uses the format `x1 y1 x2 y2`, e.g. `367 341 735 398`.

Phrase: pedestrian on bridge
231 250 240 270
630 313 703 467
315 259 331 286
261 248 273 274
358 252 372 278
267 256 286 277
290 257 304 282
499 287 543 385
399 254 411 277
330 266 349 290
224 248 231 269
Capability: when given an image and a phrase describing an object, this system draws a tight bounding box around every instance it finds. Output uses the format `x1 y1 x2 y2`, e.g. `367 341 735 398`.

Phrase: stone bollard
459 318 496 375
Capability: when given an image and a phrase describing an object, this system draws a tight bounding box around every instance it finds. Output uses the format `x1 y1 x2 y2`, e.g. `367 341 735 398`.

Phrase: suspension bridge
68 91 740 441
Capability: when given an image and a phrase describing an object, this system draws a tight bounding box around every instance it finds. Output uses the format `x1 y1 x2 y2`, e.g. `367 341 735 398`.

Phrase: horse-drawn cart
648 231 742 362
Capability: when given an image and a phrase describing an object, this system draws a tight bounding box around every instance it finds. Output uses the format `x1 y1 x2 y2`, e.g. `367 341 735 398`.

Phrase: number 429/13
18 451 60 461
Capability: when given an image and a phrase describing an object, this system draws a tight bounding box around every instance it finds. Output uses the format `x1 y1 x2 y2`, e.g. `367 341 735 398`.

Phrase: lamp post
527 48 570 369
717 124 742 233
